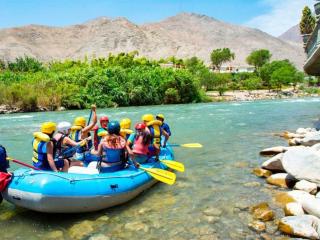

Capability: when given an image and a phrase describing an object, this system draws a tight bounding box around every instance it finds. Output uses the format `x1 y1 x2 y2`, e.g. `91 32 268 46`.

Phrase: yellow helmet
74 117 86 127
156 114 165 120
120 118 131 129
142 114 154 122
41 122 56 135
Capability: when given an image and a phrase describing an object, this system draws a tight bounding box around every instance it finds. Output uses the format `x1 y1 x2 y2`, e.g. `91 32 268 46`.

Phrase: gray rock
260 146 288 156
279 215 320 239
284 202 304 216
294 180 318 194
282 147 320 186
203 207 222 217
262 153 284 171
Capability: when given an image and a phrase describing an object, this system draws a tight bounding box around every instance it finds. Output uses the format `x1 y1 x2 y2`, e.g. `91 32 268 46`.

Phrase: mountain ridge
0 12 305 69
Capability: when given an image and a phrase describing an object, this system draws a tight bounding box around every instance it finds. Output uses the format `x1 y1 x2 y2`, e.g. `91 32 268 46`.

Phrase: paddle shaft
87 109 93 126
8 158 40 170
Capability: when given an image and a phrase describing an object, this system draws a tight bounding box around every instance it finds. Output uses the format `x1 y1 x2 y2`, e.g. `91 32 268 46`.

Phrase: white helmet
57 121 72 134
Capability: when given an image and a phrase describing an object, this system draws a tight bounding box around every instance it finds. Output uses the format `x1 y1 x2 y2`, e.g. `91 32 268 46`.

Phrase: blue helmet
108 121 120 135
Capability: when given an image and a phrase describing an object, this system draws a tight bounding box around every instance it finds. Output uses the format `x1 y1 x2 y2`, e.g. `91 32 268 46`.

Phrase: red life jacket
133 134 149 155
0 172 11 192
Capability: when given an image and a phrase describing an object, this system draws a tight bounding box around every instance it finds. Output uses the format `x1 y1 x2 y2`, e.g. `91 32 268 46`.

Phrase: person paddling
32 122 69 172
126 122 152 167
70 105 97 160
142 114 169 161
54 121 87 167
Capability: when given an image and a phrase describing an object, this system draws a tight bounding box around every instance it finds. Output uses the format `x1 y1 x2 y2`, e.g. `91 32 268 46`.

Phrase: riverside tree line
0 49 311 112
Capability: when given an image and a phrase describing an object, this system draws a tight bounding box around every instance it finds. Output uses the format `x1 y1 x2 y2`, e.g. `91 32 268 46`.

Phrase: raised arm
82 105 97 135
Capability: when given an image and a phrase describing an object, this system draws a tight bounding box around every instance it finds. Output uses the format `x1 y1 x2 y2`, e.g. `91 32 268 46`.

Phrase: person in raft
32 122 69 172
93 121 127 172
53 121 87 166
120 118 133 140
126 122 152 167
142 114 169 161
93 116 109 150
70 105 97 160
156 114 172 137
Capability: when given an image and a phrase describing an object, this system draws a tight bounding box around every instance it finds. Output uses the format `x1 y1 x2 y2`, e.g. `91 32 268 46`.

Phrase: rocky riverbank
206 89 319 102
254 127 320 239
0 105 65 114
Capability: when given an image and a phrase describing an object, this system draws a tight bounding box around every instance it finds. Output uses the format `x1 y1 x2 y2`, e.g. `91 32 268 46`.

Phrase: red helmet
100 116 109 128
135 123 146 130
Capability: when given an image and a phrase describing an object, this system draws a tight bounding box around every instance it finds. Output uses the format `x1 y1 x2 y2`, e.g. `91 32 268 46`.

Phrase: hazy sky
0 0 314 36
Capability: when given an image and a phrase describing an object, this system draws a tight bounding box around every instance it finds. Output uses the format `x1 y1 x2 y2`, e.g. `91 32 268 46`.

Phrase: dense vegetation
0 49 308 112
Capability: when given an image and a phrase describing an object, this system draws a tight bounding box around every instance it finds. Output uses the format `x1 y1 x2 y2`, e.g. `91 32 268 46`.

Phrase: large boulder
261 153 284 172
282 147 320 186
279 215 320 239
288 190 315 204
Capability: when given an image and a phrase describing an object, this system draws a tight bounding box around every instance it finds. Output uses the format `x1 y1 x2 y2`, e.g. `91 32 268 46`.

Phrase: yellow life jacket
147 120 162 145
120 128 133 139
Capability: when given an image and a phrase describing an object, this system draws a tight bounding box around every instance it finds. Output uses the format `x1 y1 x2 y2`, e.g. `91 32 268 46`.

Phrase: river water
0 98 319 240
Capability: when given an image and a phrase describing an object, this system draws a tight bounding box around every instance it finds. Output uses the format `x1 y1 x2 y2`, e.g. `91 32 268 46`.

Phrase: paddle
6 157 40 170
160 160 185 172
87 108 93 126
139 166 176 185
169 143 203 148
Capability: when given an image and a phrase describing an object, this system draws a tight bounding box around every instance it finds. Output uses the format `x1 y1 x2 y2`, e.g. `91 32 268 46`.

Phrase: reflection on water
0 98 319 239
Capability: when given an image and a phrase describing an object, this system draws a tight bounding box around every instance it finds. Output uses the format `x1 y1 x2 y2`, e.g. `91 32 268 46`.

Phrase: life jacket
32 136 57 169
147 120 162 146
54 134 71 159
132 133 149 155
0 145 9 173
70 127 93 153
120 128 133 140
101 135 126 171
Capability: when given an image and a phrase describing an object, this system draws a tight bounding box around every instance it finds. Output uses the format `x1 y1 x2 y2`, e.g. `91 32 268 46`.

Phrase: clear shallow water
0 98 320 239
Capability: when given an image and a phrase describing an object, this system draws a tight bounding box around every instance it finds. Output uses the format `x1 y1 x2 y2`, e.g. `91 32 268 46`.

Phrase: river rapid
0 98 319 240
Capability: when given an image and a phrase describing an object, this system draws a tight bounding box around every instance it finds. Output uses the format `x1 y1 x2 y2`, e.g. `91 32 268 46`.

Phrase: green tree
243 77 262 92
246 49 272 71
260 60 296 90
210 48 235 72
300 6 316 35
270 64 301 91
213 73 231 96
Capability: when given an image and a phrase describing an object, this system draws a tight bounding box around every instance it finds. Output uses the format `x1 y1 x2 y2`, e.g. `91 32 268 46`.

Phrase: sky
0 0 315 36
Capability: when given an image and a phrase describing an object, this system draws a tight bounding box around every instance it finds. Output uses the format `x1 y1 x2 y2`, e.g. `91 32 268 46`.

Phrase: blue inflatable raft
3 147 174 213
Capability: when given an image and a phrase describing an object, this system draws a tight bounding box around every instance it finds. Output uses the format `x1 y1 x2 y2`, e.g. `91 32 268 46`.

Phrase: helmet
57 121 71 134
107 121 120 135
142 114 154 122
100 116 109 128
120 118 131 129
156 114 165 121
135 122 146 130
74 117 86 128
41 122 56 135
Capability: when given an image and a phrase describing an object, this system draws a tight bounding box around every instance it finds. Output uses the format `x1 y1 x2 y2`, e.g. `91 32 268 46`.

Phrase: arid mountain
278 24 302 45
0 13 305 68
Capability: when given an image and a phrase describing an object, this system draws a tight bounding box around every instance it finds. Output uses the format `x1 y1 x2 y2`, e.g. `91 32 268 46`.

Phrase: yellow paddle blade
160 160 185 172
140 167 176 185
181 143 203 148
